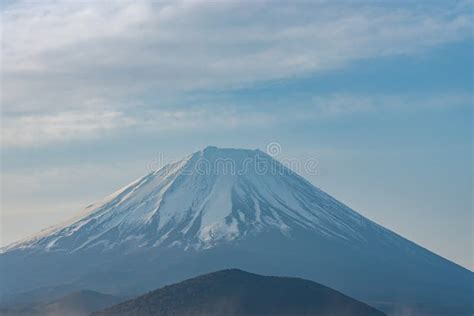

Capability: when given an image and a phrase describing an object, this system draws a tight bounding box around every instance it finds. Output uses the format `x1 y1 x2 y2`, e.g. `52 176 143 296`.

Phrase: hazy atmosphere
1 0 472 274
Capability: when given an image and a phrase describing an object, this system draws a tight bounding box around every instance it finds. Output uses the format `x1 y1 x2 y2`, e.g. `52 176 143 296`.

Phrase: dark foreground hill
93 269 385 316
0 290 125 316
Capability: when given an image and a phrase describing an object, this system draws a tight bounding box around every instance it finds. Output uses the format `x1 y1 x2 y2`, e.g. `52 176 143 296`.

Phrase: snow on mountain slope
3 146 394 254
1 147 472 316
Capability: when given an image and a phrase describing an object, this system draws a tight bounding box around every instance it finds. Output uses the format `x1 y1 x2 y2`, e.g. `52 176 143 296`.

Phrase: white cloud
0 106 274 148
1 110 136 147
2 92 469 148
0 0 471 147
307 93 473 118
1 0 471 113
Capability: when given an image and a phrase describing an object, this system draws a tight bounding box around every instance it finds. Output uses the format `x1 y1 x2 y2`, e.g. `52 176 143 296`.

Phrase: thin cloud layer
2 93 469 148
0 106 274 147
1 0 472 146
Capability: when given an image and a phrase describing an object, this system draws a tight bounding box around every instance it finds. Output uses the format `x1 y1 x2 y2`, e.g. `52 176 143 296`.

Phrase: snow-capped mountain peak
4 147 374 253
2 147 472 316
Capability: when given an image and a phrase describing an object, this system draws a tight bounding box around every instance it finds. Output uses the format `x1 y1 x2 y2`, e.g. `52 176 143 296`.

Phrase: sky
0 0 472 269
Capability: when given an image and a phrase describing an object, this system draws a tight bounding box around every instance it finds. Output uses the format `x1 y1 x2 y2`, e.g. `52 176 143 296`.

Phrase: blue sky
1 0 472 269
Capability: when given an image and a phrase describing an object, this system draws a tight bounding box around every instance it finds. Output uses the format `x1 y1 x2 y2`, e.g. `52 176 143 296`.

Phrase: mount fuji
1 147 472 315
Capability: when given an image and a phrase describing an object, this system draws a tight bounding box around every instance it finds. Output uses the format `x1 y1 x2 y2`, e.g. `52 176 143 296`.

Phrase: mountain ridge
0 290 126 316
1 146 472 315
